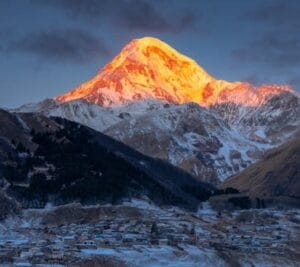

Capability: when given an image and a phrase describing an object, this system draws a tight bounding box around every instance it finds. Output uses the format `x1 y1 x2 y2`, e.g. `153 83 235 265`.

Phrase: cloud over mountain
232 1 300 88
33 0 197 33
6 28 111 64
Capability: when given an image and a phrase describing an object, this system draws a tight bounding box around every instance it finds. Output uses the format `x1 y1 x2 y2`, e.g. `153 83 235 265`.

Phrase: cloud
240 74 265 86
232 32 300 68
234 1 300 67
232 1 300 89
6 29 111 64
232 32 300 89
244 0 300 31
33 0 198 33
116 0 172 32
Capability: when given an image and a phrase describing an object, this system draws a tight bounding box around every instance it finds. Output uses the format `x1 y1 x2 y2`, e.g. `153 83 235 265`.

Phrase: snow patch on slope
13 94 300 184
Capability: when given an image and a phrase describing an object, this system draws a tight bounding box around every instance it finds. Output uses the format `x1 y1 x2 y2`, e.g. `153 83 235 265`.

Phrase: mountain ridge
55 36 295 108
220 136 300 197
12 37 300 184
0 108 215 210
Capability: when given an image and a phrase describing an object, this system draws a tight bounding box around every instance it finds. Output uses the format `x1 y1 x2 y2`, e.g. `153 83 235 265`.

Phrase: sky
0 0 299 108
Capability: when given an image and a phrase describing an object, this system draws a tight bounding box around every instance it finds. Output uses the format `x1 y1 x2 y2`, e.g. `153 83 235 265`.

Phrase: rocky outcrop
220 136 300 197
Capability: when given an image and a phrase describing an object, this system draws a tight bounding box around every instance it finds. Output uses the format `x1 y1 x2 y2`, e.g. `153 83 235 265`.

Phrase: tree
228 196 251 209
189 225 197 245
30 129 36 136
256 198 261 209
16 142 26 153
190 225 196 236
151 222 158 236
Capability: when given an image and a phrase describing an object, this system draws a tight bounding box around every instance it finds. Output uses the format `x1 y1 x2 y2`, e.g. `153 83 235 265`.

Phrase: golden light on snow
55 37 293 107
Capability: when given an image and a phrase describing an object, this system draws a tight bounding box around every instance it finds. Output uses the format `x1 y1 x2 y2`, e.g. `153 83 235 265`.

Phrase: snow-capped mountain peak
55 36 215 106
55 37 294 109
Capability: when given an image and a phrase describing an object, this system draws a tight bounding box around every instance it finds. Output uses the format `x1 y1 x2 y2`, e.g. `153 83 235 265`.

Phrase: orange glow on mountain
55 37 294 107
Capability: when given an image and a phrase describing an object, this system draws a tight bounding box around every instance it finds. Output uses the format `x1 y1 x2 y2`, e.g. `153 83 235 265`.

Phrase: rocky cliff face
104 102 261 184
211 91 299 144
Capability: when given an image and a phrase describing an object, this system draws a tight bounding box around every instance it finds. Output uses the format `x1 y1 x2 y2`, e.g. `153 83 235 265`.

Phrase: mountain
14 37 300 184
0 108 215 211
55 37 214 106
16 98 122 132
220 136 300 198
211 90 299 144
55 37 293 108
104 102 268 184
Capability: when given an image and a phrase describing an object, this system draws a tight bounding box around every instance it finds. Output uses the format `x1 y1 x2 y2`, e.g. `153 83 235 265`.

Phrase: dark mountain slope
0 189 20 220
221 136 300 198
0 109 215 210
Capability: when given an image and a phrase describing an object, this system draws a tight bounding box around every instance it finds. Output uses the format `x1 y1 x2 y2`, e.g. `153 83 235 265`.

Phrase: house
158 239 169 246
63 236 76 246
136 237 149 245
49 246 64 260
122 236 134 245
95 237 111 247
76 240 97 249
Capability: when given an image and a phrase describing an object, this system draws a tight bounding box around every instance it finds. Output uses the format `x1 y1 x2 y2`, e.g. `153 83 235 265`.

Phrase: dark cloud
33 0 197 33
241 72 300 90
244 0 300 31
6 29 111 64
232 32 300 68
232 32 300 89
232 1 300 89
117 0 172 31
234 1 300 67
241 74 265 86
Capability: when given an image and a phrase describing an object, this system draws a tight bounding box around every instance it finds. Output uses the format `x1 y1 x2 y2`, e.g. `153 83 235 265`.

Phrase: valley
0 200 299 266
0 36 299 267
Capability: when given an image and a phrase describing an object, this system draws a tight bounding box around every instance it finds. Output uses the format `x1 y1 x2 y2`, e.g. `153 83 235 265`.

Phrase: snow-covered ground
0 200 299 266
81 245 226 267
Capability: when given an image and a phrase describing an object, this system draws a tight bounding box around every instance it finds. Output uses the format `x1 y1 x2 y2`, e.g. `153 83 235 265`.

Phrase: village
0 201 299 266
